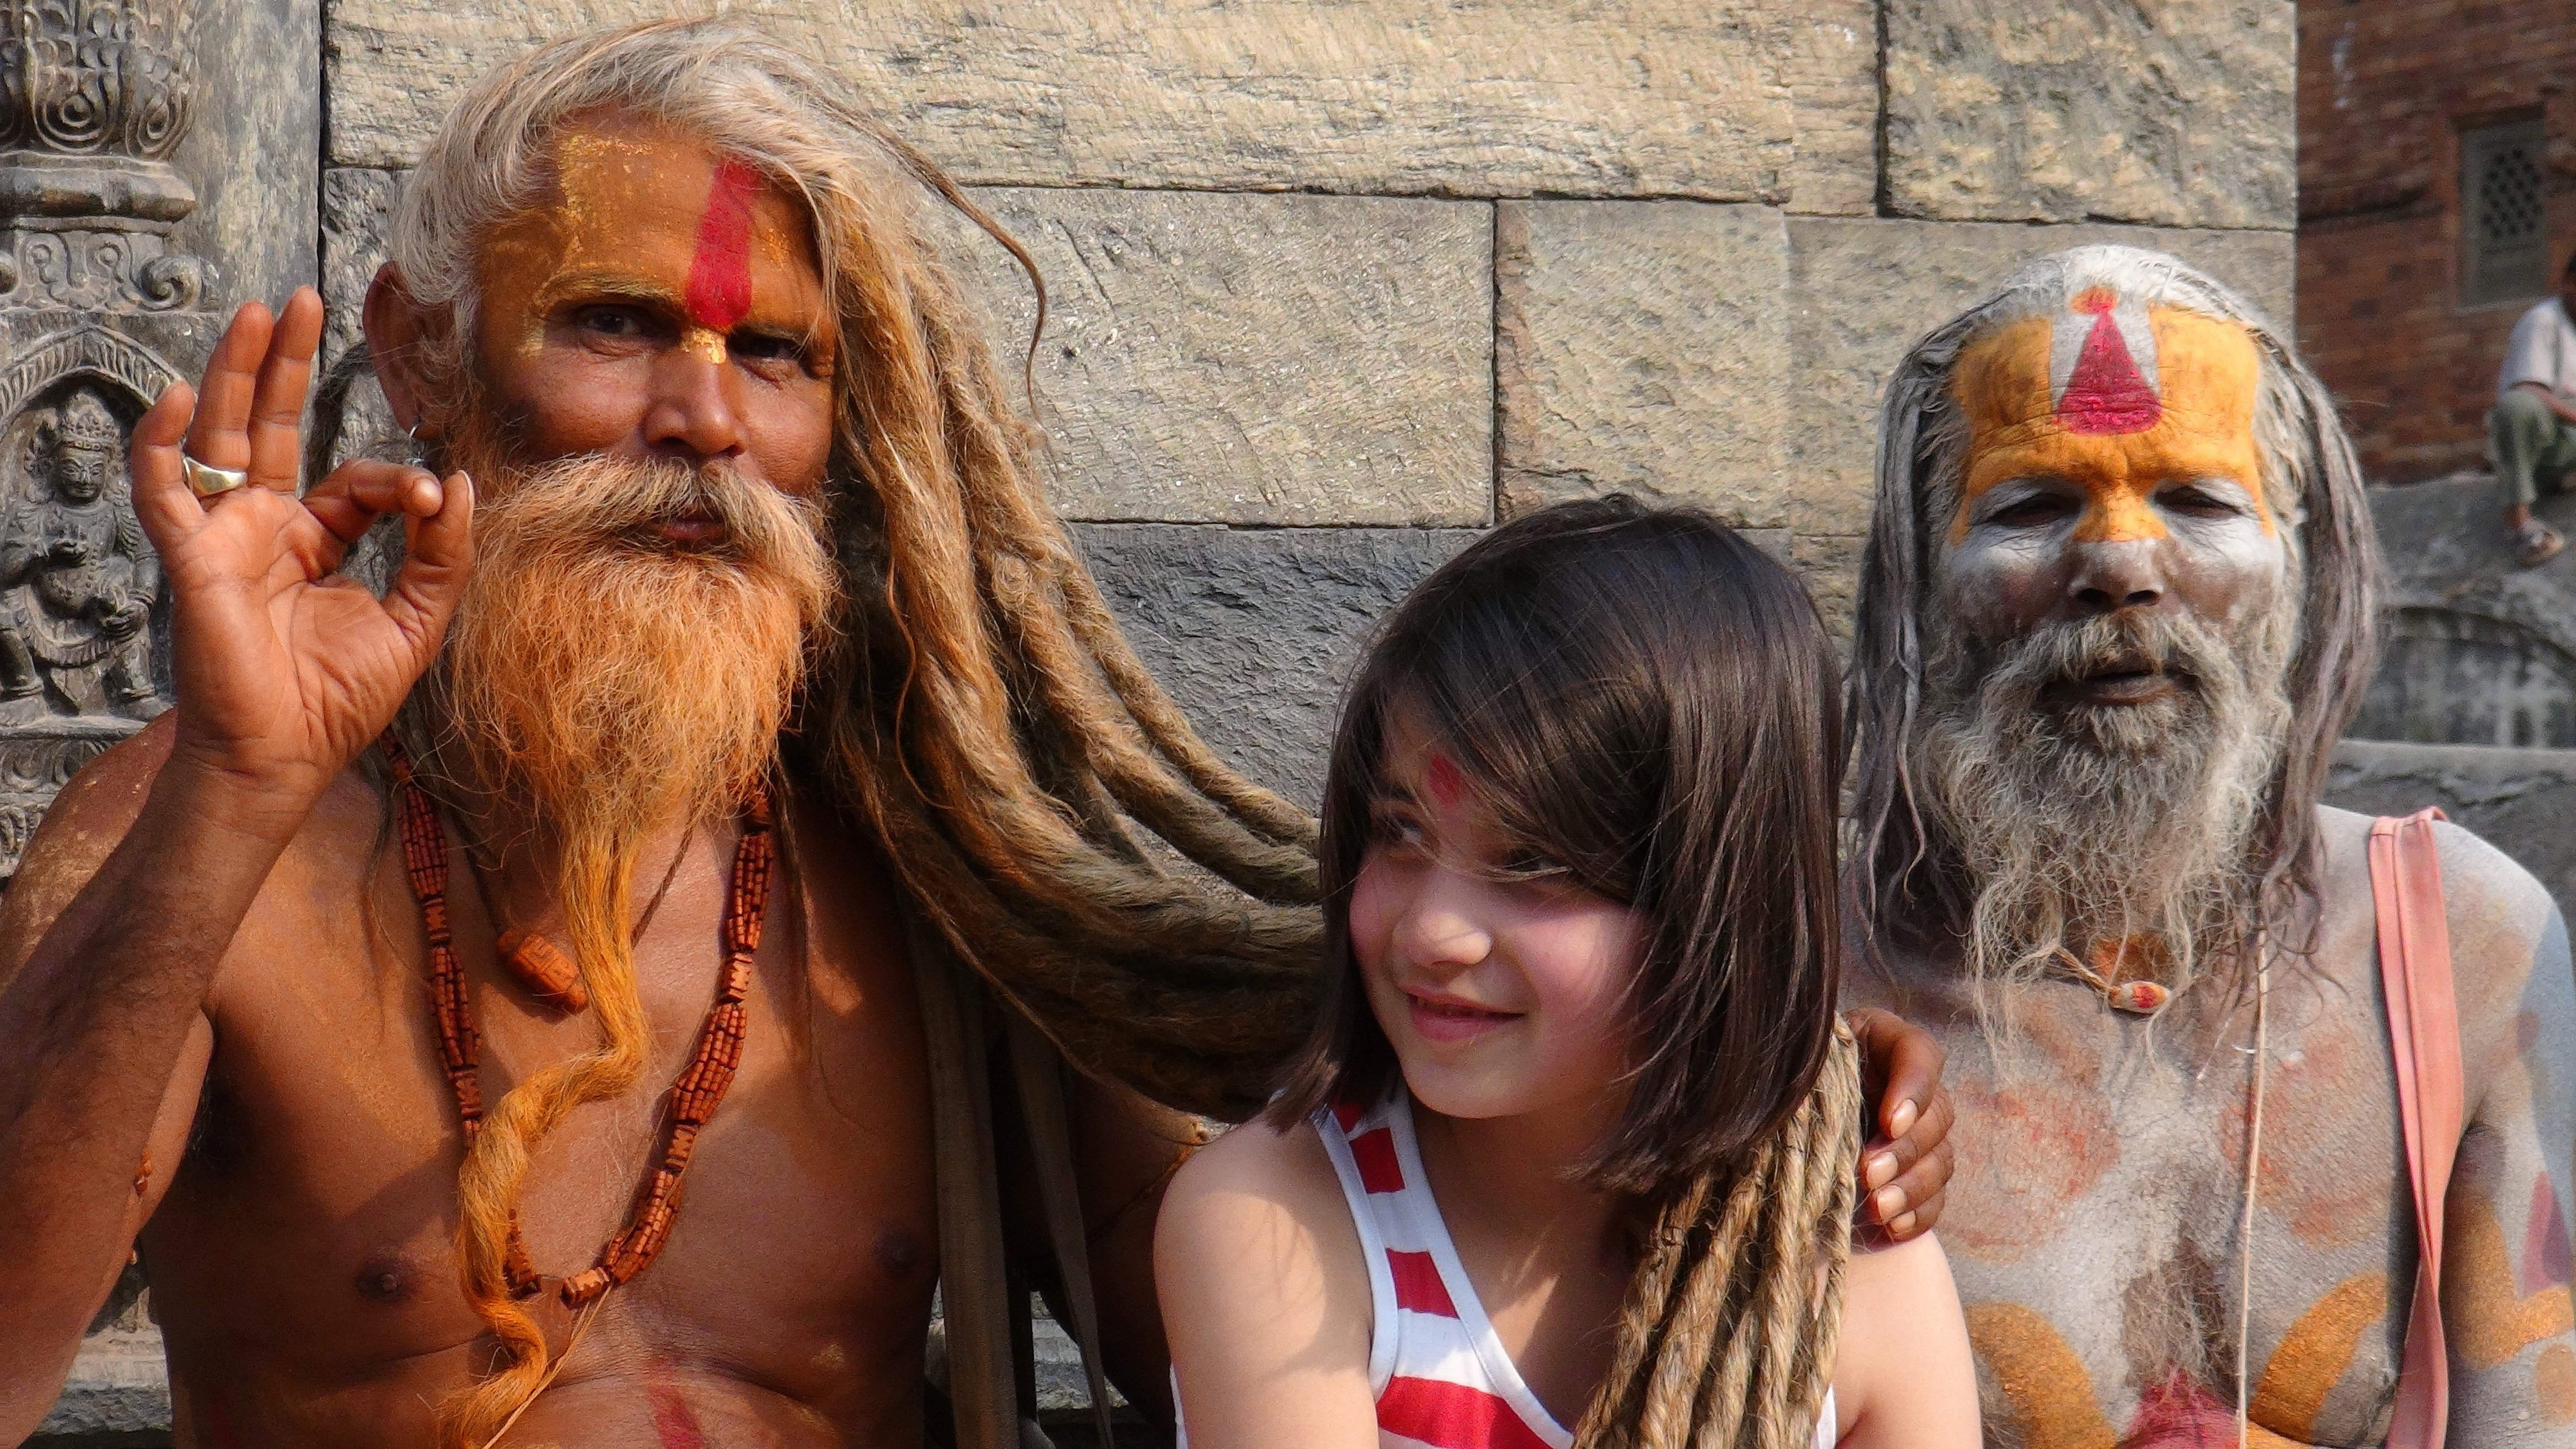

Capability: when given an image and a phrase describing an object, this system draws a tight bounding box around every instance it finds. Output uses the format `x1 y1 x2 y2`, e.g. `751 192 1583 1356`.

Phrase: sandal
2519 519 2566 567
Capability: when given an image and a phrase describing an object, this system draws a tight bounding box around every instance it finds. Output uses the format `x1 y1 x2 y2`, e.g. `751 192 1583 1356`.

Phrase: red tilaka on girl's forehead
683 157 761 332
1424 751 1469 808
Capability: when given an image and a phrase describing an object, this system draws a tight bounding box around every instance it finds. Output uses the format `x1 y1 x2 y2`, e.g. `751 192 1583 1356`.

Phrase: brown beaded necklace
381 734 776 1309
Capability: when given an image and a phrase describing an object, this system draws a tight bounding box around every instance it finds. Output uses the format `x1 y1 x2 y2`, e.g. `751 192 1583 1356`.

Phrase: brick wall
2296 0 2576 484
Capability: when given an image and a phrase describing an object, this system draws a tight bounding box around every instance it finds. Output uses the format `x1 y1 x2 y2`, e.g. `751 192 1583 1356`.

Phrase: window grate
2462 117 2550 307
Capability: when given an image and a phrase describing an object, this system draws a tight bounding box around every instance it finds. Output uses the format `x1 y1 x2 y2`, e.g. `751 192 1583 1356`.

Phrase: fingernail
1873 1185 1906 1222
1887 1210 1918 1238
1863 1151 1898 1191
1888 1099 1919 1138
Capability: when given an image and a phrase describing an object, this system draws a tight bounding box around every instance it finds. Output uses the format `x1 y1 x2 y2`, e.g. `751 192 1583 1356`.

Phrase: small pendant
2110 980 2172 1015
495 928 590 1013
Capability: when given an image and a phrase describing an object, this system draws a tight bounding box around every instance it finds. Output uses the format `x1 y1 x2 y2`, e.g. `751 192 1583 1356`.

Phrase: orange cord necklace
382 734 775 1308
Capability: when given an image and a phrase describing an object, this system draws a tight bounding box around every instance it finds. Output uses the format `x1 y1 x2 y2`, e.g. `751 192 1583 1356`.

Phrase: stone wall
37 2 2297 1440
320 0 2296 725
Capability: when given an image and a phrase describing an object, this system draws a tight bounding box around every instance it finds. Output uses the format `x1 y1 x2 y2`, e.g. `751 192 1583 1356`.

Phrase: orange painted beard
433 410 838 849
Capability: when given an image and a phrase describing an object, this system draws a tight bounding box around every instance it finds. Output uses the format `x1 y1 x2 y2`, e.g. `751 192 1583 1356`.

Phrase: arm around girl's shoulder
1154 1117 1382 1449
1830 1231 1982 1448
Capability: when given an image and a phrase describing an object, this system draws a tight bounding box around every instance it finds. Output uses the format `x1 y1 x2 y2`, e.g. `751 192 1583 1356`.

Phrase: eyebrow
530 272 688 313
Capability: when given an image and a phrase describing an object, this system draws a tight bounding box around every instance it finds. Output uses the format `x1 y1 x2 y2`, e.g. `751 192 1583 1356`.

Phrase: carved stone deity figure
0 384 158 719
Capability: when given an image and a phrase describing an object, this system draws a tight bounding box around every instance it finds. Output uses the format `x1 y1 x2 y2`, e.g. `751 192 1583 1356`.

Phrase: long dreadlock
339 22 1321 1446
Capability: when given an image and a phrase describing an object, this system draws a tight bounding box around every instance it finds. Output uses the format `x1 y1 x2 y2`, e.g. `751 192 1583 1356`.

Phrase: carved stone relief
0 0 207 878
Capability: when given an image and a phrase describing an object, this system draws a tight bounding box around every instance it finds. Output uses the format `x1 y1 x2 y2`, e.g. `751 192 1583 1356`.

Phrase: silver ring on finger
180 453 250 500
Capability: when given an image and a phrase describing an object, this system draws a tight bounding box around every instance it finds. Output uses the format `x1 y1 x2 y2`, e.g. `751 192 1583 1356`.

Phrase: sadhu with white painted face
0 20 1960 1449
1845 244 2576 1447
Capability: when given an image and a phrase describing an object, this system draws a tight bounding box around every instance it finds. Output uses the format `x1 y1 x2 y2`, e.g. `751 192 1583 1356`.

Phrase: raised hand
131 287 473 838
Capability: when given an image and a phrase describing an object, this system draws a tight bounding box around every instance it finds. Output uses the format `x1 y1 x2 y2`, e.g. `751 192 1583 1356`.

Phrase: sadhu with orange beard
0 21 1957 1449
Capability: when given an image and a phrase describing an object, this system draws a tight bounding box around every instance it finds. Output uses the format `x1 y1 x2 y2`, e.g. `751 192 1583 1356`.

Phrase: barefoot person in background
1849 245 2576 1446
0 22 1959 1449
2495 253 2576 567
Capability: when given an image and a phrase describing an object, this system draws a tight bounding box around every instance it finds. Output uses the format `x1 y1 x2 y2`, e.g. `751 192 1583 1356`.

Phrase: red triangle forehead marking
2056 300 2161 436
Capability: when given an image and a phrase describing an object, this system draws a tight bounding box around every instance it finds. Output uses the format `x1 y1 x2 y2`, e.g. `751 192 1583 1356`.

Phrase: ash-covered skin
1850 257 2576 1447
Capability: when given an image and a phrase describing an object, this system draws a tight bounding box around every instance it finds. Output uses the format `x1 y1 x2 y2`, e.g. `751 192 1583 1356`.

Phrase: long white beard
1912 597 2296 1008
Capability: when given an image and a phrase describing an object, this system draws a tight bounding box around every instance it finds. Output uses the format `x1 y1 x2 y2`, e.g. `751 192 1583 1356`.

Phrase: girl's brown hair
1272 496 1863 1449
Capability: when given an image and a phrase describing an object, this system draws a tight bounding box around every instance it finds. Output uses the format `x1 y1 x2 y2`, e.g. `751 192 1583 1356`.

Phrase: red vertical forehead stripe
2056 289 2161 436
683 158 761 334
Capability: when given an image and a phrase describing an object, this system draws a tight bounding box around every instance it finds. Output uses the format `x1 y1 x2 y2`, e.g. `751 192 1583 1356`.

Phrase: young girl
1157 498 1979 1448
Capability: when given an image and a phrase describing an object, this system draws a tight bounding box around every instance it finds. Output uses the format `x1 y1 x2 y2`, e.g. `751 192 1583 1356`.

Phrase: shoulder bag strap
2370 808 2465 1449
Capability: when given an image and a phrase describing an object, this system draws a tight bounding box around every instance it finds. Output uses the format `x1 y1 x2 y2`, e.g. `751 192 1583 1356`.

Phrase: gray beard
1911 599 2296 1011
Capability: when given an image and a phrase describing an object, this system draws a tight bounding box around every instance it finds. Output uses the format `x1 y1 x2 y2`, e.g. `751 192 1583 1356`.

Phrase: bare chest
1915 976 2414 1448
140 813 940 1437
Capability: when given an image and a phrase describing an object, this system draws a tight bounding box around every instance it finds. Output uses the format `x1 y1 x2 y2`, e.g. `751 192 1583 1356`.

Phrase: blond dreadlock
1576 1023 1863 1449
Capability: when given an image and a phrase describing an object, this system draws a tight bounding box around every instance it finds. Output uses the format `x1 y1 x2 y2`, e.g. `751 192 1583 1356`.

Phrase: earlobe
362 262 444 438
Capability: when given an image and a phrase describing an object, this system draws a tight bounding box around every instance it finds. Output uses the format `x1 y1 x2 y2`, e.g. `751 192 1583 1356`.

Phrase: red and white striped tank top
1312 1088 1839 1449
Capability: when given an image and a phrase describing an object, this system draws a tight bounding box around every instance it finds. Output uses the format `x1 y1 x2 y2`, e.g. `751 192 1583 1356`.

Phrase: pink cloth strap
2369 808 2464 1449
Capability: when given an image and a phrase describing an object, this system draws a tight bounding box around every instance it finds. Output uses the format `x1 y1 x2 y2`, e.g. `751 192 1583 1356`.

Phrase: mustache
1971 609 2237 708
473 451 830 572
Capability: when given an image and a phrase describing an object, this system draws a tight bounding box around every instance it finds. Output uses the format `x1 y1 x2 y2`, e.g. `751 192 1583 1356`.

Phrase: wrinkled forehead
479 116 828 332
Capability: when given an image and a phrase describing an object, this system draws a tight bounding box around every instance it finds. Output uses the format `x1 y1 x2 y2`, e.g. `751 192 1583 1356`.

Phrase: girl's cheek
1522 905 1641 1037
1346 859 1397 970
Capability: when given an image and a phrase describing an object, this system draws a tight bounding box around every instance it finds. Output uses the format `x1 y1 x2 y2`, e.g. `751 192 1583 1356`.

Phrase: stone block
1791 533 1865 645
313 176 1492 527
1779 1 1881 217
951 189 1492 525
319 168 402 363
178 0 320 308
1883 0 2295 229
1496 201 1791 525
1073 523 1472 807
34 1328 169 1442
2327 740 2576 922
1784 218 2295 539
324 1 1837 203
2344 473 2576 751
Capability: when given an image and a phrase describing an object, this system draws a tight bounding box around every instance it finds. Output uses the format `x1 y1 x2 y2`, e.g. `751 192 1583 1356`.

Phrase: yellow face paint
474 121 830 372
1949 289 2269 545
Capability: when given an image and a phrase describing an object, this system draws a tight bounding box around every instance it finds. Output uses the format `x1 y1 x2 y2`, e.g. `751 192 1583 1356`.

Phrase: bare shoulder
1157 1114 1379 1446
0 715 178 972
2314 802 2553 938
1160 1112 1355 1265
0 716 392 982
2316 803 2567 1093
1833 1232 1979 1448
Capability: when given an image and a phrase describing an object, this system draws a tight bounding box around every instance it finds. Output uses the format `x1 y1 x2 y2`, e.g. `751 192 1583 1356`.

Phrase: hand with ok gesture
132 286 473 841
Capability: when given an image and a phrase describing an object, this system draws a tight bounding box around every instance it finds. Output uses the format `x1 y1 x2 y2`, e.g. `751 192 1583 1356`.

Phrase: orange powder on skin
1949 307 2271 545
474 123 828 373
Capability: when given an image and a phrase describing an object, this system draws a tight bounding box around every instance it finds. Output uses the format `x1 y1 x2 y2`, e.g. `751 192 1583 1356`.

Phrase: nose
640 331 748 463
1391 868 1494 980
2068 538 2166 615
